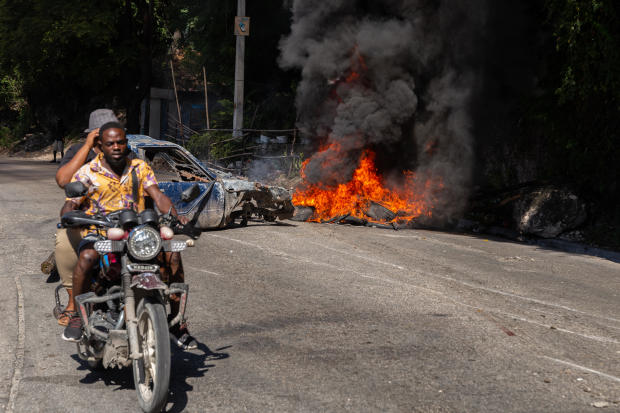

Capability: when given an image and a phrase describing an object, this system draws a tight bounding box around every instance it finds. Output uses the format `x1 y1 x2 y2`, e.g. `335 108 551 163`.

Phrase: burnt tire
132 298 171 413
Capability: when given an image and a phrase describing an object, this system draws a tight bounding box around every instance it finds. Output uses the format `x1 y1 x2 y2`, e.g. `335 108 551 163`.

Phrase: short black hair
99 121 124 136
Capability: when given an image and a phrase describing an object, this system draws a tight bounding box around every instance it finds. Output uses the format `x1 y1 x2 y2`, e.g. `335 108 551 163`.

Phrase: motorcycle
57 181 194 413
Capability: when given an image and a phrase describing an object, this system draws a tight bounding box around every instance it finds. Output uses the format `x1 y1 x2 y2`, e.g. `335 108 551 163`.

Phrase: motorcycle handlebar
59 209 200 239
60 211 115 228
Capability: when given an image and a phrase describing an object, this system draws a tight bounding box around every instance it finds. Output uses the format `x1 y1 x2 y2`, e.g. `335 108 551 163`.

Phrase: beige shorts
55 228 82 288
53 140 64 152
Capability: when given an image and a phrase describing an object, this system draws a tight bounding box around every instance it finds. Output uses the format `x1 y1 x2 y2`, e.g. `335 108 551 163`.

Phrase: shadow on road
69 340 230 411
45 269 60 283
165 342 230 413
71 354 134 390
457 230 620 264
402 223 620 264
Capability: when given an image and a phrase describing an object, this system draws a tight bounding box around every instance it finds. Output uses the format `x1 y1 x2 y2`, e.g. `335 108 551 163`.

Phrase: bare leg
160 251 184 316
62 245 97 340
160 252 195 348
65 289 75 312
55 228 78 313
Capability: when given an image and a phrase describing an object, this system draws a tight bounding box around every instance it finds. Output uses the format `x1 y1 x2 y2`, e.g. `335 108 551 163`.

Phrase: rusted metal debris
324 214 349 223
342 215 367 226
291 205 407 230
364 201 396 222
291 206 316 222
179 170 211 183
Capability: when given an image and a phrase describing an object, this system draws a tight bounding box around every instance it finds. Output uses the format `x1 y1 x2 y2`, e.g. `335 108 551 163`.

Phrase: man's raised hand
85 128 100 148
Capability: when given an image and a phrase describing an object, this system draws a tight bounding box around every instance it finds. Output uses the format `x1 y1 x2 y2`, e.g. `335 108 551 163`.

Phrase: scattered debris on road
591 401 610 408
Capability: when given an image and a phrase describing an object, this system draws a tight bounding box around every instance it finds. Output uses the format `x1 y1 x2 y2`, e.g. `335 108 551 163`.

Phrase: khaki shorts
53 140 64 152
54 228 82 288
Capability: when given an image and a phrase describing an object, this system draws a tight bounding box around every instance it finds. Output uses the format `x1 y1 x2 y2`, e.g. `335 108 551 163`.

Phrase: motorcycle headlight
127 226 161 260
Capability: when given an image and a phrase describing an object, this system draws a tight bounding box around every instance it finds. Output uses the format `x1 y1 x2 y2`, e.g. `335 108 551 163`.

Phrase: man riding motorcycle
59 121 196 349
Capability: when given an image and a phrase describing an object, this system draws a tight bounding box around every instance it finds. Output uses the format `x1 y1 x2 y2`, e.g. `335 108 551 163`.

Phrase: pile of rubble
293 186 589 241
292 201 434 230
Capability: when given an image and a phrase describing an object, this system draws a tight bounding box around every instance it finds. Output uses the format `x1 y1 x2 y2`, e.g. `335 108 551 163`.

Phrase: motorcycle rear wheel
132 298 171 413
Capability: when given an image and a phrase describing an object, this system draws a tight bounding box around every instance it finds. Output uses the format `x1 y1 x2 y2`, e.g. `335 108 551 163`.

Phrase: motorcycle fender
130 272 167 290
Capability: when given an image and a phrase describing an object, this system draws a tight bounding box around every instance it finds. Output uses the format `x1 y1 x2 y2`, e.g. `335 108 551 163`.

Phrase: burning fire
292 47 443 224
293 146 440 223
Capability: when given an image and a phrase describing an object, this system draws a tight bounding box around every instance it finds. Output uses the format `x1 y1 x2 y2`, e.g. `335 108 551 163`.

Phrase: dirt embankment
0 133 82 161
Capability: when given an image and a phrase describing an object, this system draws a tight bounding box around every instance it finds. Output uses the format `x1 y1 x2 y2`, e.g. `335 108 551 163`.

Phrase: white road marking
376 232 490 254
187 266 222 276
207 233 620 346
541 356 620 384
306 240 405 270
421 271 620 325
209 233 349 273
456 302 620 345
300 238 620 325
7 275 25 413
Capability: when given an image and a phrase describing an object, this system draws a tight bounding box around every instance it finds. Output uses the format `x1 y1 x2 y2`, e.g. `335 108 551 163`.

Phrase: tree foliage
0 0 176 132
173 0 296 129
0 0 296 138
2 0 613 203
540 0 620 200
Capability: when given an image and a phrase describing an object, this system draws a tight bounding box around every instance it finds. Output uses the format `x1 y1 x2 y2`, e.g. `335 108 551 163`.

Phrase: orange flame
293 149 440 223
293 47 441 223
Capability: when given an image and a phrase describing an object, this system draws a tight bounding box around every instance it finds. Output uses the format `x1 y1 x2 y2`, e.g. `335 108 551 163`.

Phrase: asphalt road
1 157 619 413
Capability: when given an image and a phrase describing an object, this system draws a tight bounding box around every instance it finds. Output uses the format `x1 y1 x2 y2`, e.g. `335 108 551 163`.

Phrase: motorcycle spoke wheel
138 314 157 397
133 299 170 413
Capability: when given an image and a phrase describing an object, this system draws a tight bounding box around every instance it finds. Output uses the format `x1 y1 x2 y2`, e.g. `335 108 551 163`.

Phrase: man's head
99 122 127 169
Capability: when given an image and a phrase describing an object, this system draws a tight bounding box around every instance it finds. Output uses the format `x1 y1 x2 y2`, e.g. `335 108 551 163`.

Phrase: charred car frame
127 135 294 229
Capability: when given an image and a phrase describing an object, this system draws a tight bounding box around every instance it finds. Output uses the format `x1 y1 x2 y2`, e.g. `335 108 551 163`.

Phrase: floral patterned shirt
67 153 158 216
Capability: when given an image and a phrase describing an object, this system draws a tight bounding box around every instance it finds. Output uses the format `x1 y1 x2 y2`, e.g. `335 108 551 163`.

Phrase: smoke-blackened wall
280 0 488 220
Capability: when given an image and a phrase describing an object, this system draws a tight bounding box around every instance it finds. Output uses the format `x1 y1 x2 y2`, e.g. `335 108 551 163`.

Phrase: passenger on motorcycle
54 109 122 326
59 122 197 349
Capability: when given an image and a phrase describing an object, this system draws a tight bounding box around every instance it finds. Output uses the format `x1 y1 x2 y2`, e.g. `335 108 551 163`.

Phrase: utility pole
233 0 249 137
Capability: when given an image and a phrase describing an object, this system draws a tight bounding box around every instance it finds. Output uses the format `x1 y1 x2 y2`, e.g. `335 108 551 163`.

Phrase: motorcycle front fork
121 256 142 360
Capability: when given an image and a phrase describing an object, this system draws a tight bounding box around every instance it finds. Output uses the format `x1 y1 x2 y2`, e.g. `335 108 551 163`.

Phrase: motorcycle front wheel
132 297 171 413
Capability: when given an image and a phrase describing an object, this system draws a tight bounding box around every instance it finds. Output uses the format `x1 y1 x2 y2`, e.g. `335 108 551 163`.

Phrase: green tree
540 0 620 199
174 0 297 130
0 0 176 133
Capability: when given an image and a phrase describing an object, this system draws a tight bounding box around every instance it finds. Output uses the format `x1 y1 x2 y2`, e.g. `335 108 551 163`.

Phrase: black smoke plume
280 0 488 220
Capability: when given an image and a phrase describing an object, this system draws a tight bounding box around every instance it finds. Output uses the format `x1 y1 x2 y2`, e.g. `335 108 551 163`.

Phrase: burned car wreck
127 135 294 229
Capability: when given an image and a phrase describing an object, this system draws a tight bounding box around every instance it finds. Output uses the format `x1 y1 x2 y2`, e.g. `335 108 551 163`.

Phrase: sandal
57 310 76 326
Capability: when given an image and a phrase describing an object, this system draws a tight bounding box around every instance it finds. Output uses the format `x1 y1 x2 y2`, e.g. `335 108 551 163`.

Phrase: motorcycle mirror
65 181 88 198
